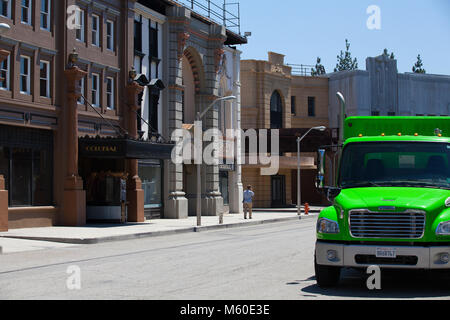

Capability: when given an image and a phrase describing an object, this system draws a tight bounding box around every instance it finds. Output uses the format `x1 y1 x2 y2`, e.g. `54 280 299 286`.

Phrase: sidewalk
0 208 323 247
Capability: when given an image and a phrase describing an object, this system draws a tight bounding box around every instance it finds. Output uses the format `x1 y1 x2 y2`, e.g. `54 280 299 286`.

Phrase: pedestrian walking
243 185 254 219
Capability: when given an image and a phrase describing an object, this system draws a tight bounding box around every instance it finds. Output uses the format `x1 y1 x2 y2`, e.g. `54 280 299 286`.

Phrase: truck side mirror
326 187 342 202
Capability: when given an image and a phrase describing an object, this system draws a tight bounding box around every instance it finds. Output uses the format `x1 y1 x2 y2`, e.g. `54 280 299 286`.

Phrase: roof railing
173 0 241 34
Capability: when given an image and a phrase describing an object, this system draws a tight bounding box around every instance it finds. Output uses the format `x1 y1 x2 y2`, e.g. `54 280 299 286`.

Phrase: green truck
314 116 450 287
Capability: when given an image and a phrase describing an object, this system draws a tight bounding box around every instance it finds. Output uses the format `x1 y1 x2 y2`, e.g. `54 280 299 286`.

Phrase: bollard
305 203 310 215
219 212 223 224
0 246 2 255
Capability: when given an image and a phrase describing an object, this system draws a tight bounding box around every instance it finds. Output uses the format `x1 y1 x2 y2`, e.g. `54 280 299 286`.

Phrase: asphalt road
1 218 450 300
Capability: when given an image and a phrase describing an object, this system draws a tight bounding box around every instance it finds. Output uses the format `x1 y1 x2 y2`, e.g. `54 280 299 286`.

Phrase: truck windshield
339 142 450 189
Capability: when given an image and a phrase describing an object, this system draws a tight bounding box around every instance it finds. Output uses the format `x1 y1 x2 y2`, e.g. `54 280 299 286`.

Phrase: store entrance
79 158 127 222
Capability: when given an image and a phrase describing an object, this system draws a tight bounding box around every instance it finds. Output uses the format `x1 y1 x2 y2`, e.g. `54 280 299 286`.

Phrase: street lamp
336 92 346 145
196 95 237 226
297 126 326 216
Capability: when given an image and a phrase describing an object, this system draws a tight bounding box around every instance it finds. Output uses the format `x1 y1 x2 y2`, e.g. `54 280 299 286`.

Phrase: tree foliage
412 54 426 74
334 39 358 72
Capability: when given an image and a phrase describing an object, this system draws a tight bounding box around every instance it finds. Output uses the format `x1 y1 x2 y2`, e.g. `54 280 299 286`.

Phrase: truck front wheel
314 255 341 288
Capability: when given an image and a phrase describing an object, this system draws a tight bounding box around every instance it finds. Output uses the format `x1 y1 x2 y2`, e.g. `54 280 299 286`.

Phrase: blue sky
236 0 450 75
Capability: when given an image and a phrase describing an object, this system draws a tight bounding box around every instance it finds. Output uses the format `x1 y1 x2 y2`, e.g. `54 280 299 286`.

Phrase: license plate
376 247 397 258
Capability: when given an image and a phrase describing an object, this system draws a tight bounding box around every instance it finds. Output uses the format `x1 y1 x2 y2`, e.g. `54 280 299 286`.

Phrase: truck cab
314 116 450 287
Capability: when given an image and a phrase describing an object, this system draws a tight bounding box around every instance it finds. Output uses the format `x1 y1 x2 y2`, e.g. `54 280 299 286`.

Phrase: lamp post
196 95 236 226
297 126 326 216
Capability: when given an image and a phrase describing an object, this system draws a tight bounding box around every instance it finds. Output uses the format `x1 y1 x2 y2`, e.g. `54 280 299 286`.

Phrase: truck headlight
436 221 450 235
317 218 340 234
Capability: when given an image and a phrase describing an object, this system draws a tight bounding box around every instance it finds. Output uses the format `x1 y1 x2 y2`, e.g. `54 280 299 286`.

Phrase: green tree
311 57 326 76
412 54 426 74
334 39 358 72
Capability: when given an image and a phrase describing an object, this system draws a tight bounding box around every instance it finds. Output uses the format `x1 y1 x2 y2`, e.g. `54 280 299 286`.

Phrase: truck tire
314 255 341 288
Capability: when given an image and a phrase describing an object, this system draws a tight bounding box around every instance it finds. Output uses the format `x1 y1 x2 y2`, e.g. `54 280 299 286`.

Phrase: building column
0 49 9 231
63 55 88 226
200 25 227 216
163 6 190 219
125 74 145 223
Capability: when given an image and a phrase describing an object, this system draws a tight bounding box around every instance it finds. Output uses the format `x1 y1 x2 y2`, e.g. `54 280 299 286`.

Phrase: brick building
240 52 331 208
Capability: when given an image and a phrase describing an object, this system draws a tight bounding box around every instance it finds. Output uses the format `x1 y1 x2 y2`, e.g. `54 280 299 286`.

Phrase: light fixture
0 23 10 35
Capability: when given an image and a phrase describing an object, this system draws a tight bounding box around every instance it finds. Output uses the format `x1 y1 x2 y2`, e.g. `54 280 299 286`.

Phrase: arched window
270 91 283 129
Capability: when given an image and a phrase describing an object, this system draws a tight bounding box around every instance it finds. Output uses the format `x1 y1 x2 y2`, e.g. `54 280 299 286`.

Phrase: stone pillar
201 25 227 216
0 50 9 231
63 63 87 226
125 78 145 223
163 6 191 219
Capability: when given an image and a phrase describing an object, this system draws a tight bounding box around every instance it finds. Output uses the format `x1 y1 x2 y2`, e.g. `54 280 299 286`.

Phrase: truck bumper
315 241 450 269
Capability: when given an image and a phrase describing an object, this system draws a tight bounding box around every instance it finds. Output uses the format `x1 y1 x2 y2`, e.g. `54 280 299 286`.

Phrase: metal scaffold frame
173 0 241 34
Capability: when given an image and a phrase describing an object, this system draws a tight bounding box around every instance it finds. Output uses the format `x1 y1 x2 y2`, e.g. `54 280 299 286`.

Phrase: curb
0 214 317 245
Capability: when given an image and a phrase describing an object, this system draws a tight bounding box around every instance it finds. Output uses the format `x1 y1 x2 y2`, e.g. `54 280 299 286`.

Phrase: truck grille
349 210 426 239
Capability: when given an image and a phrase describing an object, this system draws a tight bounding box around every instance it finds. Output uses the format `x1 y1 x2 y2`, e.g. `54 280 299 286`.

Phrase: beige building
240 52 330 208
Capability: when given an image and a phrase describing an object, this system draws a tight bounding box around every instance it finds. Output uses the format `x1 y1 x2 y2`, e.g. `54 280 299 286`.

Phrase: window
0 0 11 18
78 77 85 104
21 0 32 25
40 61 50 98
20 56 31 94
291 96 296 115
0 126 53 207
0 55 9 90
106 20 114 51
270 91 283 129
106 77 114 110
219 171 229 205
138 161 162 209
308 96 316 117
40 0 51 31
134 18 142 53
91 73 99 106
92 14 100 47
149 25 158 58
75 9 85 42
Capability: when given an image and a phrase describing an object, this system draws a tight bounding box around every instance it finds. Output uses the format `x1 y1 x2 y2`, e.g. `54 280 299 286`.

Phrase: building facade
0 0 247 231
328 53 450 129
240 52 330 208
133 0 246 219
0 0 178 231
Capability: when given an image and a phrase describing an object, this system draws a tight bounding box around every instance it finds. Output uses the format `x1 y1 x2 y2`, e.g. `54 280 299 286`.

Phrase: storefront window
11 148 32 206
219 171 229 205
139 161 162 208
0 147 9 191
32 149 52 206
0 125 53 207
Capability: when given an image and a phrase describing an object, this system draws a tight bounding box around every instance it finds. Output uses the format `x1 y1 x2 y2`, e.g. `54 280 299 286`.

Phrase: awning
79 137 174 160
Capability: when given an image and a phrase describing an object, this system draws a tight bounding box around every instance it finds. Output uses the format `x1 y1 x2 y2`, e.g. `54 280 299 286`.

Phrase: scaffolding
172 0 241 34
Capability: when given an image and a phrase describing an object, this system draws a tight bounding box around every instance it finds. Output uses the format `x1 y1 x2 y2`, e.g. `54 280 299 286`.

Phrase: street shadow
298 268 450 299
